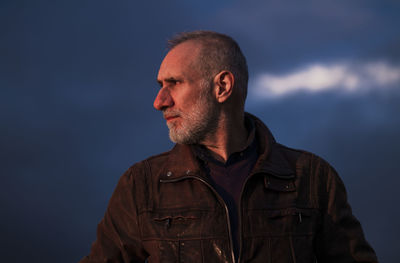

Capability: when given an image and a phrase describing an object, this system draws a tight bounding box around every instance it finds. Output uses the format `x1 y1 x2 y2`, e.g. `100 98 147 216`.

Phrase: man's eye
168 78 182 84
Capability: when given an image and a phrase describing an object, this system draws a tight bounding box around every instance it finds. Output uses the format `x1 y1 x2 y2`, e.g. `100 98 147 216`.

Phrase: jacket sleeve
313 157 378 263
79 165 148 263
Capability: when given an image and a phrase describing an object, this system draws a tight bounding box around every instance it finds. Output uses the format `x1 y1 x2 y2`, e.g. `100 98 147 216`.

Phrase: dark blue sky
1 1 399 262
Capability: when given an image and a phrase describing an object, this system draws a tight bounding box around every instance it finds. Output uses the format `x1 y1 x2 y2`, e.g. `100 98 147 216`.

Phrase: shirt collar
192 116 256 165
159 113 295 181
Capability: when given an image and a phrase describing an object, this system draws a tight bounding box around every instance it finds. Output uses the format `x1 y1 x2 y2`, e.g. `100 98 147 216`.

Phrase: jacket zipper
160 175 236 263
237 172 258 263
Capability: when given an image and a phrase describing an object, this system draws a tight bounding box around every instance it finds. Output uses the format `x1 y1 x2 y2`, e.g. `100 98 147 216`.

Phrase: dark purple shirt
193 118 258 261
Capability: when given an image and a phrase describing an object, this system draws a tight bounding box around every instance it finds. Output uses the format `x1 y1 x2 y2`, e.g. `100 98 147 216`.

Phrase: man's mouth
164 115 179 121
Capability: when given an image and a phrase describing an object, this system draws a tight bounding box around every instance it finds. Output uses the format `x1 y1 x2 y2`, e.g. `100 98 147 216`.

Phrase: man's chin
168 129 196 145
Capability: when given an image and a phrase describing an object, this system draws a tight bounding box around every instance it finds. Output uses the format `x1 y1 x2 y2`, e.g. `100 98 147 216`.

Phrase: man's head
154 31 248 144
167 31 249 100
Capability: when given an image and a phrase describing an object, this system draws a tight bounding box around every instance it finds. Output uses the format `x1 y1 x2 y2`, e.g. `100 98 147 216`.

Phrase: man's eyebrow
157 77 182 85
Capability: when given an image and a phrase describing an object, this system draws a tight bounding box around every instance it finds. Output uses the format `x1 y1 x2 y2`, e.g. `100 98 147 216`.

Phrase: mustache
163 109 182 119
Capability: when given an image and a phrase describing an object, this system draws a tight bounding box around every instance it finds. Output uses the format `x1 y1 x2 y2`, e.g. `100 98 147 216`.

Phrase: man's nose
153 88 174 111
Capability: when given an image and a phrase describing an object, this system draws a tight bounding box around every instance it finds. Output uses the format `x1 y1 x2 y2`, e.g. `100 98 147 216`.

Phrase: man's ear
213 71 235 103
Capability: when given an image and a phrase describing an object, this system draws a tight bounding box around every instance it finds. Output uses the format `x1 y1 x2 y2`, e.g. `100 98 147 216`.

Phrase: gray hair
167 31 249 100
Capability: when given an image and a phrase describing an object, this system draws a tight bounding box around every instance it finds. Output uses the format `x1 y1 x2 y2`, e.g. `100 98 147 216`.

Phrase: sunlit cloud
253 61 400 98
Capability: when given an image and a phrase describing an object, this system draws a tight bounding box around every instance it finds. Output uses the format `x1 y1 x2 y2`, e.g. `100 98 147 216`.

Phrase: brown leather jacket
81 114 378 263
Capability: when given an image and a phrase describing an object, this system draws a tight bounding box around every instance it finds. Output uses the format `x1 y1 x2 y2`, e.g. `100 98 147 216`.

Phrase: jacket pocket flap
140 210 203 240
153 214 199 224
265 208 314 218
264 176 296 192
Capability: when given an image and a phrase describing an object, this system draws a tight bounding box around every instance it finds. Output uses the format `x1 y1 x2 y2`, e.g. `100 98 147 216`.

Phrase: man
81 31 378 262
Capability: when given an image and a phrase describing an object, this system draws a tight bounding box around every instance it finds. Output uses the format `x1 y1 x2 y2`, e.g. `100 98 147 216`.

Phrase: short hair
167 31 249 100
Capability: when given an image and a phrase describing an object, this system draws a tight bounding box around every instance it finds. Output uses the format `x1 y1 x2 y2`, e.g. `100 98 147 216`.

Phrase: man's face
154 41 218 144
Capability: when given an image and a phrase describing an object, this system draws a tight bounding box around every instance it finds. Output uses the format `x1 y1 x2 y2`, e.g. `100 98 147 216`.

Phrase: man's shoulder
274 142 335 174
142 149 172 165
269 143 343 200
250 112 333 171
122 149 173 180
132 149 171 167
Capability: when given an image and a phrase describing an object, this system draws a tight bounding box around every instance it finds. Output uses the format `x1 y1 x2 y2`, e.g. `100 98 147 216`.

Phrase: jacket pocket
153 214 199 230
140 210 204 263
141 210 202 240
245 207 319 263
247 207 319 236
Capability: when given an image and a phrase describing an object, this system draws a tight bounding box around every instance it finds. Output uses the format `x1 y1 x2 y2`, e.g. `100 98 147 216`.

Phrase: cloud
252 61 400 98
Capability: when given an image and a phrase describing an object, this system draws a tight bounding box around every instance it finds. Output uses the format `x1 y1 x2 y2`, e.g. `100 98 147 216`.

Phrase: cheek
173 83 208 111
174 92 194 109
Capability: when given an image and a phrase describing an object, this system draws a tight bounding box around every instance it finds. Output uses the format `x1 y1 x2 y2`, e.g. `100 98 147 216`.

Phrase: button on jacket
81 113 378 263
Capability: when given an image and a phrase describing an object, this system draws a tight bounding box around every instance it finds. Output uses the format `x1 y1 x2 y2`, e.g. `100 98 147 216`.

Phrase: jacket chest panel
241 175 319 236
139 208 230 263
237 175 319 263
140 177 230 240
139 208 228 241
154 177 221 209
139 176 234 262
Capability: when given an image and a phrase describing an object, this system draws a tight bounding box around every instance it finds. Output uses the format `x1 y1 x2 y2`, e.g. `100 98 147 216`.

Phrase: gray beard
167 91 218 145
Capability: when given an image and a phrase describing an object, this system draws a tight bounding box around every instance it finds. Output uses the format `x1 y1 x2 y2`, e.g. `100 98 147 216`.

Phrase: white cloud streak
253 61 400 98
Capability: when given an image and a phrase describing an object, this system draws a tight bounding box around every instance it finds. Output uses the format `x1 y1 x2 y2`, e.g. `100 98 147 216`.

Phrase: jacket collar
159 113 295 181
250 113 295 179
159 143 204 181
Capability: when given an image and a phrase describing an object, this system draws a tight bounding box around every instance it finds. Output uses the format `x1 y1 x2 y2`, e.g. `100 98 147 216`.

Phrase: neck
200 112 248 162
